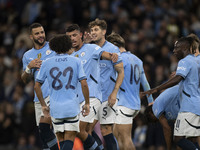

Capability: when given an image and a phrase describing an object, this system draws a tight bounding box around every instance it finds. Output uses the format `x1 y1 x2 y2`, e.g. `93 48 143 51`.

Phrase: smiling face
30 26 46 47
90 25 106 44
66 29 83 51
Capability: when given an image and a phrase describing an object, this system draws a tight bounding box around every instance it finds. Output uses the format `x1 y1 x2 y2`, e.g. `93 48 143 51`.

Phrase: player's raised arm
101 51 119 63
141 75 183 97
21 58 42 83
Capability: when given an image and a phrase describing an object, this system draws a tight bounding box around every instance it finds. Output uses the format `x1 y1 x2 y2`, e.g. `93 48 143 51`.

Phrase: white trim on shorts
99 100 118 124
80 97 101 123
51 115 80 133
174 112 200 137
34 96 50 126
115 106 139 124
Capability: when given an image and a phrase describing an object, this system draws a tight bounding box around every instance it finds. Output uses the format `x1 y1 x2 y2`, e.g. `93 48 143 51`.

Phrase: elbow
21 75 27 84
34 84 37 91
34 82 40 91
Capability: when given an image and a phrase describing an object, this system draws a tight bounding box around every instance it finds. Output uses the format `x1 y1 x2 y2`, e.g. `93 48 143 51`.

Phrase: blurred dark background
0 0 200 149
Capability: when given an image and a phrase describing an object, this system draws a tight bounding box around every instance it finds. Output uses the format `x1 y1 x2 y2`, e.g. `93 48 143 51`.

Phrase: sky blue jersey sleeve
91 44 104 60
77 59 87 81
176 59 190 78
22 54 29 71
140 64 154 103
35 61 47 84
113 53 123 66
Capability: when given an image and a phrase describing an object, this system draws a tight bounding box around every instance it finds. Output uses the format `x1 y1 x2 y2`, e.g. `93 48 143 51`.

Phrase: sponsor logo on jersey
177 66 186 71
46 50 51 55
99 63 106 67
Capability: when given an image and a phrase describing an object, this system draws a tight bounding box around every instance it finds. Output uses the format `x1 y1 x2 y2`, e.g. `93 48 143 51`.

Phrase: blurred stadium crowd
0 0 200 149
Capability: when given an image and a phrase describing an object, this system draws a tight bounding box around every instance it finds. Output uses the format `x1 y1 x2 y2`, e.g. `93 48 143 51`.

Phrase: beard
33 37 45 46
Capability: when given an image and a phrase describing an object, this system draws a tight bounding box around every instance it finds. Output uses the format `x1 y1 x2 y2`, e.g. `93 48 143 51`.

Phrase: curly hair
49 34 72 54
88 18 107 30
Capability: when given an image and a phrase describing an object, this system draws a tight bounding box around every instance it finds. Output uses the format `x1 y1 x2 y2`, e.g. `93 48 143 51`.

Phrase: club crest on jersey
81 52 85 57
46 50 51 55
37 53 42 59
75 54 79 57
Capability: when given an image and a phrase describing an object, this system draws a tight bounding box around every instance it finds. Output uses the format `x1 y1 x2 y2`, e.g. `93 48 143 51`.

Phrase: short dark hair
66 24 81 33
49 34 72 54
178 36 194 53
107 32 125 48
29 23 43 34
88 18 107 30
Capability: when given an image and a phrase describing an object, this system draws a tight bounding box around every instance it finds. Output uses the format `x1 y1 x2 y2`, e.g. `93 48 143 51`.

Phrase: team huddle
21 19 200 150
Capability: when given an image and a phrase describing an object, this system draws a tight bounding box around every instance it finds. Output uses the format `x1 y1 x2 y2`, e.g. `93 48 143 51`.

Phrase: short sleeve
22 54 29 71
77 59 87 81
36 61 47 84
92 45 104 60
176 59 191 79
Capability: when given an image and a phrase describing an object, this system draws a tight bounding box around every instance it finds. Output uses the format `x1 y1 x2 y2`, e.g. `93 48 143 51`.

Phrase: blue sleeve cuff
35 79 44 84
113 60 123 65
176 73 185 79
99 51 104 59
79 76 87 81
147 95 154 103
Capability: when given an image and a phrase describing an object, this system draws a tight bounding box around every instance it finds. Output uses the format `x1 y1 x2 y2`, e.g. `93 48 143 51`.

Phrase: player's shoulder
104 41 119 52
22 47 35 57
85 43 100 48
127 52 142 63
179 54 195 65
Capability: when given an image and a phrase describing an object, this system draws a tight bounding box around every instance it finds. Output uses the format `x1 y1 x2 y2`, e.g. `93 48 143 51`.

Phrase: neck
96 38 106 47
194 49 200 56
119 47 126 53
67 49 74 55
74 42 84 52
34 41 46 50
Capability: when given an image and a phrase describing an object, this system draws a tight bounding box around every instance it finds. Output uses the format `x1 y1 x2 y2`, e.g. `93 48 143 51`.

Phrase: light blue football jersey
100 41 122 102
176 54 200 115
22 42 56 102
71 44 104 103
152 85 180 120
118 52 153 110
36 54 86 119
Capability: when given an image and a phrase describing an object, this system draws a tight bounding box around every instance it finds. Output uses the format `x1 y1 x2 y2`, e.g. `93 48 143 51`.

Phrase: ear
80 32 83 38
102 29 106 36
30 35 33 40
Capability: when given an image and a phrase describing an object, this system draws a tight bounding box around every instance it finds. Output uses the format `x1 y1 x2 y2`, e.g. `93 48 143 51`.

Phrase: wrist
25 66 31 74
